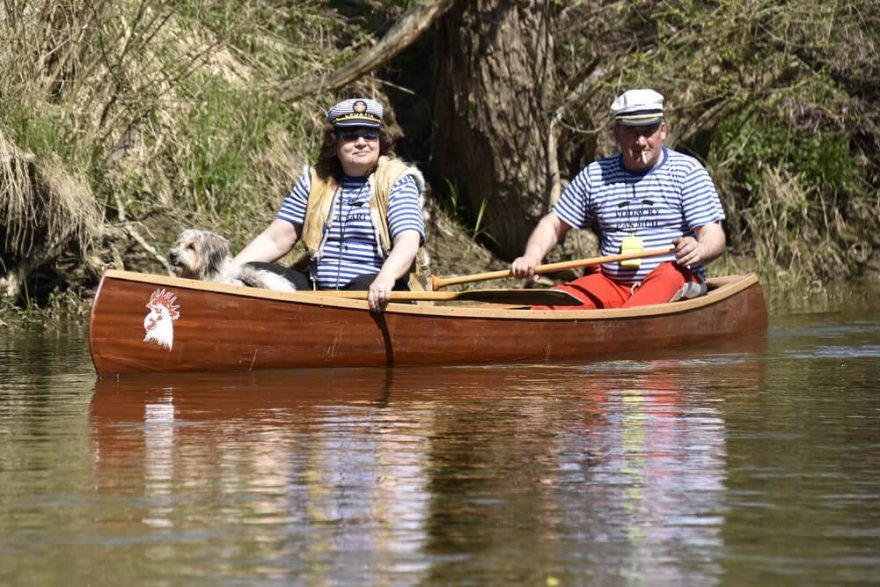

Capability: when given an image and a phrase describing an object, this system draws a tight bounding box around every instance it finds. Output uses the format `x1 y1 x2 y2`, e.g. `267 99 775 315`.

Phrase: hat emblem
352 100 368 114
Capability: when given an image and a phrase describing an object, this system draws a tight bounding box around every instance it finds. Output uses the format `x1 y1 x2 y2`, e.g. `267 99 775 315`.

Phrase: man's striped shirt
554 147 725 284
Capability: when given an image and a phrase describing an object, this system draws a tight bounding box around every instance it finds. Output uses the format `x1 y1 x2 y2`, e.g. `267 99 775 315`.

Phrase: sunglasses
336 129 380 142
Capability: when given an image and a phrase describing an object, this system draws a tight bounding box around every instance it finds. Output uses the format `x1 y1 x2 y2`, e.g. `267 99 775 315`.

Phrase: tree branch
546 58 603 209
282 0 455 100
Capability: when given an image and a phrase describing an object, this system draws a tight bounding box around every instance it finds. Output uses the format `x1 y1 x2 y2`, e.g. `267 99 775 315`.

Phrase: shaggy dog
168 229 298 291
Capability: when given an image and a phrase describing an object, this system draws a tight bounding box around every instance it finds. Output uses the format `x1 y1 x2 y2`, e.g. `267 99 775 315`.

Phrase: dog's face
168 229 232 280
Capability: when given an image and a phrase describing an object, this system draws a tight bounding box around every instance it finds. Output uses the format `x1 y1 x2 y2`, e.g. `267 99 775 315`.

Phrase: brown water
1 296 879 585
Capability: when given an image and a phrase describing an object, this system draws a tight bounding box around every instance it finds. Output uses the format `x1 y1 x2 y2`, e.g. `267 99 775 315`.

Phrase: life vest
301 156 431 290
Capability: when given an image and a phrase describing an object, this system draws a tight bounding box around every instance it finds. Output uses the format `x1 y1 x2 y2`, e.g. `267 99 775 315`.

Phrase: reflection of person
234 98 426 311
512 88 726 309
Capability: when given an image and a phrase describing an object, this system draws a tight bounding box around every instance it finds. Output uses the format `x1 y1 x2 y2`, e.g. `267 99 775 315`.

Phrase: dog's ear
205 233 231 269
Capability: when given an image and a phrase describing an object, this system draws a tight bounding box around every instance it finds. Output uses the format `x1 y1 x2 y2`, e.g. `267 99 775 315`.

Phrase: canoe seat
670 281 708 302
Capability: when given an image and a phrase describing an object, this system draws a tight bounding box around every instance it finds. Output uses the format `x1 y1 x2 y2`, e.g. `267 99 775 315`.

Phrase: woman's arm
367 230 420 311
234 219 301 264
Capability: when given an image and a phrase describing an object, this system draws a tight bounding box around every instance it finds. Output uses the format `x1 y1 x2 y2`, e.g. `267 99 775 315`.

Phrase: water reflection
89 346 766 583
91 369 434 582
547 357 760 583
7 303 880 583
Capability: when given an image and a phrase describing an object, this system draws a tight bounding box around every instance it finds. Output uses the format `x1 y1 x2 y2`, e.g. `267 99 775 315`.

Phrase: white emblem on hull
144 289 180 351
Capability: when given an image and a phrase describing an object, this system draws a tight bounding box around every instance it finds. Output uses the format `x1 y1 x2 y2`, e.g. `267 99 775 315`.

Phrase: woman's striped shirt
277 173 424 289
553 147 725 284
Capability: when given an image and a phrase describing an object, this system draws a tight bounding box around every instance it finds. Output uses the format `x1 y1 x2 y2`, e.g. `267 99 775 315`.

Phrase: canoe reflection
89 354 765 582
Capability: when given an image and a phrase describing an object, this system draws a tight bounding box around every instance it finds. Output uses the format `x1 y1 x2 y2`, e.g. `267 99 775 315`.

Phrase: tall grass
710 113 873 289
0 0 348 321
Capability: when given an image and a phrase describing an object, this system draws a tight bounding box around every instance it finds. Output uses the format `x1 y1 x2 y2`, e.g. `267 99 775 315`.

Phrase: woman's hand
368 273 397 312
368 231 421 312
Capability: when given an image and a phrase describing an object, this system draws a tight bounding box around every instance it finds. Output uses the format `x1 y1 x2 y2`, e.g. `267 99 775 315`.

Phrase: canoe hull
88 270 768 376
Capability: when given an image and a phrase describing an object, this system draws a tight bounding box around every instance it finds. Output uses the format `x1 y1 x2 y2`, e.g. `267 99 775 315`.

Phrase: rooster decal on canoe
143 289 180 351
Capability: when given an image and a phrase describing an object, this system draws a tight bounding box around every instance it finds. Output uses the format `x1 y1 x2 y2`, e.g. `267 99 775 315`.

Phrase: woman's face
335 126 381 176
614 121 667 171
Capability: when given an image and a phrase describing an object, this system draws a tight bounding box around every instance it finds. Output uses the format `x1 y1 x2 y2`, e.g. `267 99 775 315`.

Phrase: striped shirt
277 173 424 289
554 147 725 284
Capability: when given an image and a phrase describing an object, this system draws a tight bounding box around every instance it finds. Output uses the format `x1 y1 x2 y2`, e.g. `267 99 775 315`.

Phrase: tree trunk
430 0 555 260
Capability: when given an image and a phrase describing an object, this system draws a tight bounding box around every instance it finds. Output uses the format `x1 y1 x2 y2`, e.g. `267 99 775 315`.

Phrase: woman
235 98 426 311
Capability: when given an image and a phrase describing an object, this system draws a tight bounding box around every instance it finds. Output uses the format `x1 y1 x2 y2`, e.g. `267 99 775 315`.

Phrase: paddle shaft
431 246 675 290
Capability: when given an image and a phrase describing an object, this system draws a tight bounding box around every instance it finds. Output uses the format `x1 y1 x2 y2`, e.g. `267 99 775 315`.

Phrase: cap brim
334 120 381 129
332 114 381 128
615 113 663 127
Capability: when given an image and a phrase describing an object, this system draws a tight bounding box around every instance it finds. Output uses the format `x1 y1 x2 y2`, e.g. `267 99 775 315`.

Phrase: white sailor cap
610 89 664 126
326 98 383 128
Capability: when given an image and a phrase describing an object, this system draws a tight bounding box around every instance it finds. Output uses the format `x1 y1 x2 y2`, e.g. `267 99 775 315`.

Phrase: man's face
614 121 666 171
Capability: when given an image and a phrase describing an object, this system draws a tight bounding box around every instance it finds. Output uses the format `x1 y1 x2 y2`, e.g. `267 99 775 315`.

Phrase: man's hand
511 254 542 278
673 236 702 268
510 213 570 279
674 222 726 268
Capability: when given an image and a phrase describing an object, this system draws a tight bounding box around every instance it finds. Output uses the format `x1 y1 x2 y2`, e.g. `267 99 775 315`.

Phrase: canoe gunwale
96 269 761 322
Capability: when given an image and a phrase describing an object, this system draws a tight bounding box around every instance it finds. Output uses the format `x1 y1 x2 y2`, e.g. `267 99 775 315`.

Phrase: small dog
167 229 298 291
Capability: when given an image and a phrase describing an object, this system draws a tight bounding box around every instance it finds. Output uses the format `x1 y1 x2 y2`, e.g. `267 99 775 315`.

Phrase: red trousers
534 262 700 310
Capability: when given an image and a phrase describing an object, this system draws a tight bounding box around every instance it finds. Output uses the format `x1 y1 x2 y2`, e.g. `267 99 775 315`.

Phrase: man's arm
673 221 725 268
511 212 571 278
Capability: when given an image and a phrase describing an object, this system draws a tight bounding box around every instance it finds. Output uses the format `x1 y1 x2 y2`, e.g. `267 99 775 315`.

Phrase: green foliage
714 114 860 198
710 112 871 287
173 78 281 216
2 104 91 172
440 178 495 243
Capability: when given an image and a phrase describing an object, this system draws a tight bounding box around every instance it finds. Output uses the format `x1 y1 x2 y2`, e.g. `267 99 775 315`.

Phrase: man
511 88 726 309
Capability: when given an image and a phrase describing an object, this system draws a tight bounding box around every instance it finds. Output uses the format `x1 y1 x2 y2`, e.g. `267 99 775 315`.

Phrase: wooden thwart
431 247 675 290
302 288 584 306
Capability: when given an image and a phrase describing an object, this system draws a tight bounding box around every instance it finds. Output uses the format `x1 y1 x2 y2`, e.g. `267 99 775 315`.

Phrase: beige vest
301 156 431 290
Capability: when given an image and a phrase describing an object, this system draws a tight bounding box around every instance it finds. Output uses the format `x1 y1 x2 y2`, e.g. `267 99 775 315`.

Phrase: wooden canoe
88 269 768 376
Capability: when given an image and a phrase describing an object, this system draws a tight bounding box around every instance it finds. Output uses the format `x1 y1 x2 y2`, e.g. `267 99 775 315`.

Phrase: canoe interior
89 270 768 376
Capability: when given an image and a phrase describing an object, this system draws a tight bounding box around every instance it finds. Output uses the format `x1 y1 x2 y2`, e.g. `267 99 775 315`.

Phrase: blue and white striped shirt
277 173 424 289
554 147 725 284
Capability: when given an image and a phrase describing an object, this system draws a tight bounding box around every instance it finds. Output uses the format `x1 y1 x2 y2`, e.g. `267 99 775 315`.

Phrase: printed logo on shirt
615 199 661 230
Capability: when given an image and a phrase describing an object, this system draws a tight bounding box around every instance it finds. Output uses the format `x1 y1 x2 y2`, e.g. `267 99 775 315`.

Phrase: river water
2 289 879 585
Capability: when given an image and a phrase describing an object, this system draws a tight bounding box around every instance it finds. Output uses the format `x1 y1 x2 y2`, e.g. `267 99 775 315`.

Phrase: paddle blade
453 289 583 306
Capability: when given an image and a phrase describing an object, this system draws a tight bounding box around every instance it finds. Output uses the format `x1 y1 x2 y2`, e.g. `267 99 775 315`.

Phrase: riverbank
2 1 878 324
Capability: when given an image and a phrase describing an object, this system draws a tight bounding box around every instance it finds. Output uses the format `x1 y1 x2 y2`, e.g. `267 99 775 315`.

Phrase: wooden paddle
298 288 584 306
431 246 675 290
